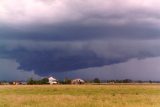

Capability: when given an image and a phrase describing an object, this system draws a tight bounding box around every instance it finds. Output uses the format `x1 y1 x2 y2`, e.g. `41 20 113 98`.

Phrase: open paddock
0 84 160 107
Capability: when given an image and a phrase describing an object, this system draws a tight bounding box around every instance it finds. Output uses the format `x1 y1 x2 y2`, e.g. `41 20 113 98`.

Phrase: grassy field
0 85 160 107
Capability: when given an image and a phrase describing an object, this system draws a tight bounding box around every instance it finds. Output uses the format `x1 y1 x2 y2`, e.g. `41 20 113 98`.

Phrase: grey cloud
1 23 160 42
1 0 160 78
1 0 160 42
0 58 41 81
1 0 160 26
67 57 160 81
0 40 160 76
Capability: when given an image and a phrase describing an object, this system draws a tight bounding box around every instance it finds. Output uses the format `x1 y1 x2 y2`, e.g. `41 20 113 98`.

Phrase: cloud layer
1 0 160 26
0 58 40 81
1 0 160 43
0 40 160 76
0 0 160 79
63 57 160 81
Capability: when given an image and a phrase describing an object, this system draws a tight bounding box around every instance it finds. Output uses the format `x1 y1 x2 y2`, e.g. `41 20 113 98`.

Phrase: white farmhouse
48 77 58 85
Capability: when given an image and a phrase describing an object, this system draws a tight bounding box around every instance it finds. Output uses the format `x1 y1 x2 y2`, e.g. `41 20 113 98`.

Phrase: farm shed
71 79 85 84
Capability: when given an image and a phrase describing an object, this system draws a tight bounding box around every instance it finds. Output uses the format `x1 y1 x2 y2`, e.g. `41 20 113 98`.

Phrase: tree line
27 78 101 85
27 78 156 85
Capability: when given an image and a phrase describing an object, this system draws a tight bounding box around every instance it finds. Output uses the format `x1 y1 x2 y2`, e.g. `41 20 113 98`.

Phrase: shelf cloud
0 0 160 79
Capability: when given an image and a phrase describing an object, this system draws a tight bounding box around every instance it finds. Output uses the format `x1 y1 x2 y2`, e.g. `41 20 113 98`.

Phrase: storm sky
1 0 160 80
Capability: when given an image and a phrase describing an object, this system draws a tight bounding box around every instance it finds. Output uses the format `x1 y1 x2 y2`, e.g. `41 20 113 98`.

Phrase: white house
71 78 85 84
48 77 58 85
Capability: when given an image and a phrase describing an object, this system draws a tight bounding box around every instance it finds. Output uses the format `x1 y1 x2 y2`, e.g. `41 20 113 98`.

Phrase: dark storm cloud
1 0 160 41
1 0 160 77
1 24 160 41
0 40 160 76
0 43 121 75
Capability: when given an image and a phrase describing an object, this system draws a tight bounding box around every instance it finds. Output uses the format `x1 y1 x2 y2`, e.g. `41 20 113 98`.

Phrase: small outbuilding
13 81 21 85
48 77 58 85
71 78 85 84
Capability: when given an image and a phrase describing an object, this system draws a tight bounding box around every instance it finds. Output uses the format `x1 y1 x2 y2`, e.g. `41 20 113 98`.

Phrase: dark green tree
40 78 49 84
64 78 71 84
27 78 35 85
93 78 101 83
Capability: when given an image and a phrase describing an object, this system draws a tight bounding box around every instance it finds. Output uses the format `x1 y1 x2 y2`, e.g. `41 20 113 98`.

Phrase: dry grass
0 85 160 107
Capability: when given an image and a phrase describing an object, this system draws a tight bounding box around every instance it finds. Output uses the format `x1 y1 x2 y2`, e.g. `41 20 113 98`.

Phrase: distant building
48 77 58 85
13 81 21 85
1 82 10 85
21 82 27 85
71 78 85 84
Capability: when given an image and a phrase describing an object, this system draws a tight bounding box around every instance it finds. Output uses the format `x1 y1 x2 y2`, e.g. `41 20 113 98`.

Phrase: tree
93 78 100 83
123 79 132 83
149 80 152 83
27 78 35 85
63 78 71 84
40 78 49 84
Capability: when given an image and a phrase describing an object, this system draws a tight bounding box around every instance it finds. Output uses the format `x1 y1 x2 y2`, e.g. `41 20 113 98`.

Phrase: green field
0 85 160 107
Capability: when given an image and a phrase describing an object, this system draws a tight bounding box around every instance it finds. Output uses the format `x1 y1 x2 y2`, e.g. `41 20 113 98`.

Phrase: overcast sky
1 0 160 80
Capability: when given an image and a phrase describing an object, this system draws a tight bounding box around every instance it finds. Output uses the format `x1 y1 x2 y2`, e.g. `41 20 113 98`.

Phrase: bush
93 78 101 83
27 78 49 85
27 78 35 85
